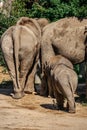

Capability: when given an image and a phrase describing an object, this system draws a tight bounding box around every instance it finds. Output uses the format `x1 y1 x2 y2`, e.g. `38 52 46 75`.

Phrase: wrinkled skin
41 17 87 65
0 17 49 99
44 55 78 113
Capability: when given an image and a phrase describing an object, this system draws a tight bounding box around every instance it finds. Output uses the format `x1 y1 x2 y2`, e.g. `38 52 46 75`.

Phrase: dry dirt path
0 66 87 130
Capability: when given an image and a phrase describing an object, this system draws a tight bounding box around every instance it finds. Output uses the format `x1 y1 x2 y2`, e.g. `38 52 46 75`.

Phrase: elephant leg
24 68 35 93
54 87 64 110
47 76 54 98
25 60 38 94
40 74 49 97
19 53 34 93
66 96 76 113
1 47 24 99
55 73 76 113
61 86 76 113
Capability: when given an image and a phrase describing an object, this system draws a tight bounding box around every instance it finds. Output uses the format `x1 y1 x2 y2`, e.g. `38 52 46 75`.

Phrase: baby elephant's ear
36 18 50 29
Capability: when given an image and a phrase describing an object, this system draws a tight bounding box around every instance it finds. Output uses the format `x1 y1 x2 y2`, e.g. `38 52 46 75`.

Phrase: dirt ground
0 66 87 130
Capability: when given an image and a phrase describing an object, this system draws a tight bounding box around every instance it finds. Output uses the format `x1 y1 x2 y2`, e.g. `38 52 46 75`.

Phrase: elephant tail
12 25 21 89
68 72 78 98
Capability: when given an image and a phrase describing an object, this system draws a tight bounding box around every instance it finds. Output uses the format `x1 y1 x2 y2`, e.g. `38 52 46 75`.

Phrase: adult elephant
41 17 87 96
41 17 87 65
0 17 49 99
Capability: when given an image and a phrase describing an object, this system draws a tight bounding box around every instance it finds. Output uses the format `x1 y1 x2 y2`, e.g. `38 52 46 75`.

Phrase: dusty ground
0 66 87 130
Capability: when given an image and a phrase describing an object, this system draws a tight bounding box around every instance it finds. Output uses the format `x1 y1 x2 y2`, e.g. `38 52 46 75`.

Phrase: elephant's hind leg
54 88 64 110
1 39 24 99
19 52 35 93
58 75 76 113
66 96 76 113
63 87 76 113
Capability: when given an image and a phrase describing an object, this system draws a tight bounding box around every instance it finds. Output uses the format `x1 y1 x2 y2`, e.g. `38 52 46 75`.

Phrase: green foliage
0 13 17 37
28 0 87 21
0 0 87 37
0 48 5 66
11 0 27 18
74 64 86 83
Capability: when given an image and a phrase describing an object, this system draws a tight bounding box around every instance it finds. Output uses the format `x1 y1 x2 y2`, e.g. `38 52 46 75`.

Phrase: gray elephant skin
40 17 87 113
41 17 87 96
41 17 87 66
0 17 50 99
44 55 78 113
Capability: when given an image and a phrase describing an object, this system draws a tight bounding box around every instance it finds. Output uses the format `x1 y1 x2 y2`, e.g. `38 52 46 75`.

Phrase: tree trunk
2 0 14 17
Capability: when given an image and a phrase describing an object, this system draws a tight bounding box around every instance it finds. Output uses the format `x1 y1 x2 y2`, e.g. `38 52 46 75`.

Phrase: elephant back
16 17 41 40
42 17 86 64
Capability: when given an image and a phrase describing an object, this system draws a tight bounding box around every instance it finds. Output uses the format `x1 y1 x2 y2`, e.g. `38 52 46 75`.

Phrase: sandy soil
0 66 87 130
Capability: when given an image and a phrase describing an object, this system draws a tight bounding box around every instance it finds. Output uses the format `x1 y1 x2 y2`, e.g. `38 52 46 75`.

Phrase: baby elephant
45 55 78 113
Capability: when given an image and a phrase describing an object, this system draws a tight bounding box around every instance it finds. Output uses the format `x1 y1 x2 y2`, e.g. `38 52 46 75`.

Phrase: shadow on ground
0 80 87 108
0 80 13 96
40 103 58 110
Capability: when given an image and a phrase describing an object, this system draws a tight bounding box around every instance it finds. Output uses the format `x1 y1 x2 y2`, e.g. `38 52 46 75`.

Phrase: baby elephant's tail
68 71 78 97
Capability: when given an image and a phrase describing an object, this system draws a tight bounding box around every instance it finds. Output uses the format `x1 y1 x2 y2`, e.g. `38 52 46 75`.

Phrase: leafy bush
26 0 87 21
0 0 87 37
74 64 86 83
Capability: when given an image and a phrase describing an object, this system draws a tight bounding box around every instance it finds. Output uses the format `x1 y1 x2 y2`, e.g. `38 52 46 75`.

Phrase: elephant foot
11 92 25 99
24 91 37 95
24 91 32 94
66 102 76 113
68 109 76 113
